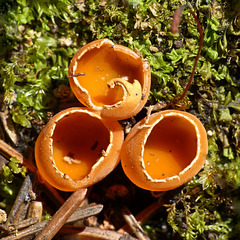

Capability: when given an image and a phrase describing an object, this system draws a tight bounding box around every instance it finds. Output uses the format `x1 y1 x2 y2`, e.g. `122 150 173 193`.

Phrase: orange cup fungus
68 39 151 120
35 107 124 191
121 110 208 191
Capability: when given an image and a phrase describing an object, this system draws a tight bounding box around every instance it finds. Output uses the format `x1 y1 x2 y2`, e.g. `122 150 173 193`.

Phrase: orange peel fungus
35 107 124 191
121 110 208 191
68 39 151 120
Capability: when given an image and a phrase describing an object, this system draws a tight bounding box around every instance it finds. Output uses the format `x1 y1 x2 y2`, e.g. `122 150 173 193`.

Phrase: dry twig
58 226 138 240
1 203 103 240
34 188 88 240
121 206 150 240
119 196 165 235
0 139 65 205
5 175 34 226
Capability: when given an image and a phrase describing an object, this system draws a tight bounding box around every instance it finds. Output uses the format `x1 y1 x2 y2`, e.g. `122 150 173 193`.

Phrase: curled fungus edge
121 110 208 192
68 38 151 120
35 107 124 191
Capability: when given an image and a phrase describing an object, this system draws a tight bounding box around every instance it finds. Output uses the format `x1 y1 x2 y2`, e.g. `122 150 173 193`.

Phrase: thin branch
121 206 150 240
1 203 103 240
58 226 138 240
34 188 88 240
0 139 26 168
67 203 103 224
0 139 65 205
5 175 32 226
171 4 205 102
7 218 39 233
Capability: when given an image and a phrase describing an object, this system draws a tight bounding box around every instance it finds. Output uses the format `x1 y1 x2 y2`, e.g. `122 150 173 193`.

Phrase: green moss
0 157 26 213
0 0 240 239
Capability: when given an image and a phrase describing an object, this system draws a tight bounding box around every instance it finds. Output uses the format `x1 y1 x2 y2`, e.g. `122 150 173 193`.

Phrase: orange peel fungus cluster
35 39 150 191
35 107 123 191
35 39 208 192
121 110 208 191
68 38 151 120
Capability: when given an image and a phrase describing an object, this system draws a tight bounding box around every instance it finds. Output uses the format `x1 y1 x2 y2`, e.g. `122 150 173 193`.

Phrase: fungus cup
68 39 151 120
35 107 124 191
121 110 208 191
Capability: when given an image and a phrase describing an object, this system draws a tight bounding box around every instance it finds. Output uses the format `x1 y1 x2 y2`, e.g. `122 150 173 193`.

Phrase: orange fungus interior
52 112 110 180
75 44 143 106
143 116 198 179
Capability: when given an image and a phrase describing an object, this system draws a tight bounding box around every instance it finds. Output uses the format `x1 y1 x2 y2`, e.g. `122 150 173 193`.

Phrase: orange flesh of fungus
75 45 143 106
52 113 109 180
143 116 197 179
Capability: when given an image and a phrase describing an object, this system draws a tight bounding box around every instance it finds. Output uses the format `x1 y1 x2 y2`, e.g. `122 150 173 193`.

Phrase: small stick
0 139 25 166
121 206 150 240
7 218 39 233
171 5 184 34
0 138 36 173
6 175 32 226
0 139 65 205
27 201 43 222
34 188 88 240
67 203 103 224
1 220 47 240
1 202 103 240
177 4 204 102
0 154 8 170
138 105 154 129
120 198 166 234
12 201 31 224
170 4 205 103
135 200 164 224
58 226 138 240
68 72 86 77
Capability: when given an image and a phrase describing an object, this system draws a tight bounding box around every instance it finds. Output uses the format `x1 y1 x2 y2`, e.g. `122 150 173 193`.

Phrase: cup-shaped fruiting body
68 39 151 120
35 107 124 191
121 110 208 191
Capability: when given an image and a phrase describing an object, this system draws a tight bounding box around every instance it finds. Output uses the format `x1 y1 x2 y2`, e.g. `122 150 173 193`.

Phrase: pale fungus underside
0 0 240 239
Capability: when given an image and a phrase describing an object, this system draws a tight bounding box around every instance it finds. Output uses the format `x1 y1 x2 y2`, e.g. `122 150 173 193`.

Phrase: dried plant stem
34 188 88 240
0 139 65 205
8 218 39 233
171 5 184 34
121 206 150 240
1 219 48 240
0 139 28 168
27 201 43 222
6 175 32 226
171 4 204 103
119 197 165 234
1 203 103 240
12 201 30 223
59 226 138 240
67 203 103 224
133 198 166 225
178 4 204 101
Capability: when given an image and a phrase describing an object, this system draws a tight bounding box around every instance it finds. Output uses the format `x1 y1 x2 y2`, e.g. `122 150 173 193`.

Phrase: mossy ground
0 0 239 239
